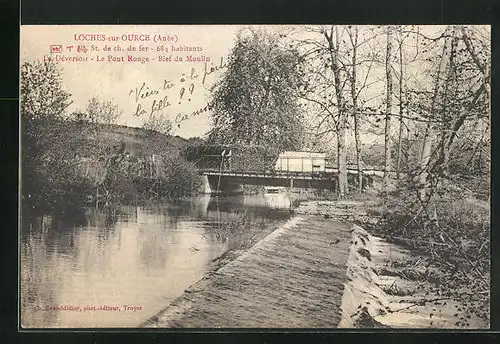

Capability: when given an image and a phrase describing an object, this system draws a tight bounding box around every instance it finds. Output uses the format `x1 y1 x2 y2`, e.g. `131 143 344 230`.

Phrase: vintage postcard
19 25 490 329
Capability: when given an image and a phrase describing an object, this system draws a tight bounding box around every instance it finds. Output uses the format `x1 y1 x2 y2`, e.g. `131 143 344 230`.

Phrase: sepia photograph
19 24 490 329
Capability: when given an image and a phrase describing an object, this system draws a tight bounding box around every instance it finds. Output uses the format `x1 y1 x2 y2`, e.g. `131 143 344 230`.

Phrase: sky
20 25 282 138
20 25 489 143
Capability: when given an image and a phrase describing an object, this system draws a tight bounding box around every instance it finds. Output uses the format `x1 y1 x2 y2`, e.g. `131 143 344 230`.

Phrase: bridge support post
290 178 294 188
206 175 243 195
202 175 211 194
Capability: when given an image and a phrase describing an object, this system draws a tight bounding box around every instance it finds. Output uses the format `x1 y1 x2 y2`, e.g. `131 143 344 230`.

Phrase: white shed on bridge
275 151 328 173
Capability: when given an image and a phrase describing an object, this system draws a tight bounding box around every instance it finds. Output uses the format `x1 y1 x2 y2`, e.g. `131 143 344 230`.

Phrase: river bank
296 199 489 328
339 223 488 328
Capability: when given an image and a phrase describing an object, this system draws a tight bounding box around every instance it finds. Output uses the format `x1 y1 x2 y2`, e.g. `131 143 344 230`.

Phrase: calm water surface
21 194 291 328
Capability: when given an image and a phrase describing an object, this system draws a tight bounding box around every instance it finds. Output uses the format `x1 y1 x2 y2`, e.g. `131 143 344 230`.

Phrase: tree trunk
419 124 433 200
396 36 405 180
418 27 452 202
350 27 363 193
435 27 459 179
325 26 348 198
433 26 491 176
384 27 394 190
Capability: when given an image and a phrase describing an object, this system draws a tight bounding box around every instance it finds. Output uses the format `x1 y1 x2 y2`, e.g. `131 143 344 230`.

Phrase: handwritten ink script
128 57 227 126
175 103 214 126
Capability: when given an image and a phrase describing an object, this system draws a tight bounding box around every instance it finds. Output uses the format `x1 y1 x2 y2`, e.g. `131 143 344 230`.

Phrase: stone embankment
143 215 353 328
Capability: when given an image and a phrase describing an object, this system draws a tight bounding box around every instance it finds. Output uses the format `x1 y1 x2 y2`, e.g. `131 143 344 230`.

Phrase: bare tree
433 26 491 176
323 26 348 198
383 26 394 190
417 28 452 202
346 27 362 192
395 28 408 180
345 26 379 192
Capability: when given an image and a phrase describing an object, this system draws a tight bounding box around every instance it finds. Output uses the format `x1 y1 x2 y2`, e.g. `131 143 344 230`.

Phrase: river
20 193 291 328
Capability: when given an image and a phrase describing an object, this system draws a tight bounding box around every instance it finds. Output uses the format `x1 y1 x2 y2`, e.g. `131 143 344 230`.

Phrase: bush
22 116 204 209
160 156 202 198
133 154 202 200
22 117 96 210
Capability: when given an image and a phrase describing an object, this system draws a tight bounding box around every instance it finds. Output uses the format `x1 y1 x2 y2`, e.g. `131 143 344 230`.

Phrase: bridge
202 169 334 192
200 167 387 194
196 150 388 194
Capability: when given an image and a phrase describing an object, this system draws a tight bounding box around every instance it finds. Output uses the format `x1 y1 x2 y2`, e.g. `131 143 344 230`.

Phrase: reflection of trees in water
21 208 89 259
137 225 169 270
135 207 173 270
87 207 119 247
135 197 209 227
85 205 121 228
83 206 128 271
201 194 291 249
155 197 211 223
21 206 87 241
20 206 109 328
20 214 44 242
206 195 291 221
125 195 290 225
211 195 243 212
137 205 179 229
201 209 269 248
20 205 123 327
38 206 121 259
20 230 59 327
111 204 138 222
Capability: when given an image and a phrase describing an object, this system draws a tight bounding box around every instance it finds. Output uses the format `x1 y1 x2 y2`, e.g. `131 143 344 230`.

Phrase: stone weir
142 215 353 328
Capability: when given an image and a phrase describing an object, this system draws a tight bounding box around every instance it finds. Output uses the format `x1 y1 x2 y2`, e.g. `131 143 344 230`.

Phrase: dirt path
142 215 353 328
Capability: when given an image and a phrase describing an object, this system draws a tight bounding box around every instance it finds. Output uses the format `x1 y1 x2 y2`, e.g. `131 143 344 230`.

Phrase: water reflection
20 194 290 328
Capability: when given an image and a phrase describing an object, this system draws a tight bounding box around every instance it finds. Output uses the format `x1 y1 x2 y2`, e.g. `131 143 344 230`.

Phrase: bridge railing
202 169 333 178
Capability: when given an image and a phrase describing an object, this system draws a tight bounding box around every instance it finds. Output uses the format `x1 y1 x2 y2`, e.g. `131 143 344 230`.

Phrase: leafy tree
20 60 76 209
84 96 123 124
141 113 173 135
20 60 72 120
209 29 306 152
